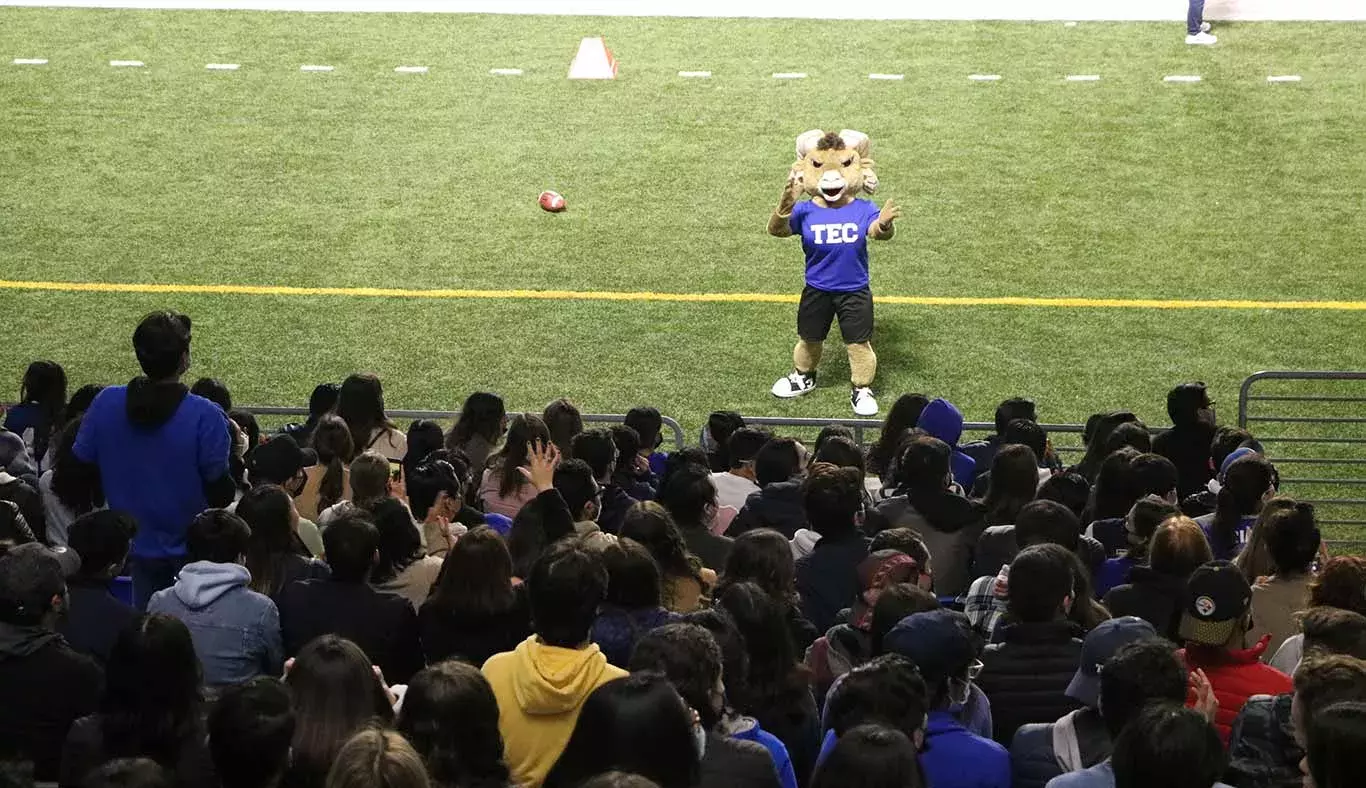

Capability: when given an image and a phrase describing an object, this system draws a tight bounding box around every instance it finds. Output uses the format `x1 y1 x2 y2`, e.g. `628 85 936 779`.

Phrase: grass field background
3 9 1365 444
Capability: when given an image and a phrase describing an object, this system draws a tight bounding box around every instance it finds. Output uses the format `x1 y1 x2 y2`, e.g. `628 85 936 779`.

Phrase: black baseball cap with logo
1179 560 1252 646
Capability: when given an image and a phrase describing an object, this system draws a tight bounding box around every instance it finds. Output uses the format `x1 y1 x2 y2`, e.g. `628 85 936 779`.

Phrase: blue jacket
73 382 231 558
590 606 677 668
149 561 283 687
917 399 978 491
726 714 798 788
922 711 1011 788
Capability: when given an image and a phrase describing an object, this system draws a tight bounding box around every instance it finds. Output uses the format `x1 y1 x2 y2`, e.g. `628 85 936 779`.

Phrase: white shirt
710 471 760 512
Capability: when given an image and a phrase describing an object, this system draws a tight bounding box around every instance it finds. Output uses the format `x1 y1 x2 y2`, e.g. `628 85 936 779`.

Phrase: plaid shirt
964 573 1008 641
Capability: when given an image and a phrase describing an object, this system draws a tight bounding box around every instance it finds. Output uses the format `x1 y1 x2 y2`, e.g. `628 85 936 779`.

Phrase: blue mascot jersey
789 198 883 292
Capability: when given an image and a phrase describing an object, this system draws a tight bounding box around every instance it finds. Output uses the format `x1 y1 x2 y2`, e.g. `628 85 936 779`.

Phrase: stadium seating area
3 309 1365 788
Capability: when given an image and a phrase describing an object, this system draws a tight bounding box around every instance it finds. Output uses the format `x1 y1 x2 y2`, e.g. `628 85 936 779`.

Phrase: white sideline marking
678 70 711 77
205 63 240 70
300 64 334 71
109 59 143 67
772 72 807 79
13 58 48 65
489 67 522 75
1164 74 1201 82
1066 74 1100 81
968 73 1000 81
394 65 428 73
1267 74 1302 82
868 72 904 80
1064 20 1079 26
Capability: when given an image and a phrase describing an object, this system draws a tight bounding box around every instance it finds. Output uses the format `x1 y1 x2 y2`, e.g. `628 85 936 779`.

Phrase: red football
538 190 566 212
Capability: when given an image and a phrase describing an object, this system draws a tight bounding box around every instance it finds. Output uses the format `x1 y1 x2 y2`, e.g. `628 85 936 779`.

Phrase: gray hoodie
148 561 283 687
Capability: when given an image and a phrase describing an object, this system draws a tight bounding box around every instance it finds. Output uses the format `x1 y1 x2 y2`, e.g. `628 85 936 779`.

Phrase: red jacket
1179 636 1294 744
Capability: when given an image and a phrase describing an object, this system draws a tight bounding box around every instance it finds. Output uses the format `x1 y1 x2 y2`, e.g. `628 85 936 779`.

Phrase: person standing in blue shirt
74 311 234 609
768 130 900 417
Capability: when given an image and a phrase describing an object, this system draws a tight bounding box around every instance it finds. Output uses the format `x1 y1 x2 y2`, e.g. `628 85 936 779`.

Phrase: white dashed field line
394 65 428 73
1064 21 1079 26
109 59 144 67
1267 74 1303 82
1066 74 1100 81
678 70 711 78
1164 74 1201 82
205 63 240 70
489 67 522 75
868 73 904 80
300 64 334 72
13 58 48 65
968 73 1001 81
772 72 807 79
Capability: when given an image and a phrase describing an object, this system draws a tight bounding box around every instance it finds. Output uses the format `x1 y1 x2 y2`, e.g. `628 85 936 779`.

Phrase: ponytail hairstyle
1212 455 1276 555
311 414 356 512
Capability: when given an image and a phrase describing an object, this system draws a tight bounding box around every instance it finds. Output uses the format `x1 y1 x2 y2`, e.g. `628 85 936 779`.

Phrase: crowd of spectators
2 310 1365 788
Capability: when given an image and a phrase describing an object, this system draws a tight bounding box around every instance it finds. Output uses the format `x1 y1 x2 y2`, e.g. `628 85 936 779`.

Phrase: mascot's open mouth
820 184 846 200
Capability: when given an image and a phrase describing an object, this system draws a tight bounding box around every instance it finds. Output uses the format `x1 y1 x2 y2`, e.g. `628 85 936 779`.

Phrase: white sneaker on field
772 370 816 398
1200 21 1211 32
1186 32 1217 45
851 387 879 417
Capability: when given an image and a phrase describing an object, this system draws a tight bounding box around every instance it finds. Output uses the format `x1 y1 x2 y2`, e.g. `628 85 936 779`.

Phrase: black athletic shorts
797 285 874 345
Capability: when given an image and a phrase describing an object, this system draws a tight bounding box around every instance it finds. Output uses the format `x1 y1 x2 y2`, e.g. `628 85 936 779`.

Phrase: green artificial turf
2 9 1365 533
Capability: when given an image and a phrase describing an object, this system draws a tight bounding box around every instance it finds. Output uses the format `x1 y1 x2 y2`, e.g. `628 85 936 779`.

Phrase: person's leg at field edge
1188 0 1205 35
836 289 879 416
774 286 833 398
128 554 185 610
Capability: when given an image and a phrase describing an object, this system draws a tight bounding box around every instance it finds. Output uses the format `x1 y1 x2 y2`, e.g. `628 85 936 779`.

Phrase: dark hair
1306 701 1366 788
369 498 423 585
1037 472 1091 522
18 360 66 460
1263 500 1320 576
1003 418 1047 463
68 510 136 579
624 407 664 452
1293 656 1366 735
210 677 296 788
1130 453 1179 499
727 428 771 469
572 429 618 481
1075 412 1139 482
825 654 928 737
186 509 252 564
1112 704 1225 788
868 527 928 559
323 512 380 583
1097 639 1187 736
578 774 660 788
553 459 600 521
83 759 171 788
993 398 1037 435
132 311 192 380
450 393 506 448
813 424 855 454
1212 427 1259 470
868 394 930 479
397 661 510 788
1007 543 1075 623
238 485 303 596
803 463 864 536
1122 497 1180 563
1302 608 1366 660
810 724 924 788
659 448 710 492
629 623 724 729
528 537 609 647
681 608 750 712
309 383 340 419
191 378 232 412
754 438 804 487
601 537 663 610
981 444 1039 527
717 529 797 605
100 614 204 769
403 421 446 486
1212 455 1276 553
408 459 462 522
891 435 951 494
286 636 394 788
814 435 867 476
1309 557 1366 615
705 412 747 471
619 502 702 585
311 414 356 513
426 526 516 624
1087 448 1142 522
230 410 261 460
609 426 643 484
0 541 56 623
337 374 395 455
545 674 698 788
1014 500 1082 551
496 414 551 498
715 582 809 718
870 585 940 655
1104 422 1151 455
542 399 583 458
656 464 716 531
1167 383 1211 427
64 383 107 425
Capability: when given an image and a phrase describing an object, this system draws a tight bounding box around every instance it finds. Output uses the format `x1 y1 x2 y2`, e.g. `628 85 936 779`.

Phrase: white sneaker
1186 32 1217 45
1200 21 1211 32
851 387 879 416
772 370 816 399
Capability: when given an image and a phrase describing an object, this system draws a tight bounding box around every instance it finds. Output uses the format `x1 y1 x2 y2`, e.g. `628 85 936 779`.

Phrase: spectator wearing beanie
0 543 104 782
1152 383 1218 500
977 544 1086 745
917 398 977 491
884 609 1010 788
58 510 139 663
73 312 235 609
1177 560 1293 743
796 464 871 633
148 510 283 687
1010 617 1158 788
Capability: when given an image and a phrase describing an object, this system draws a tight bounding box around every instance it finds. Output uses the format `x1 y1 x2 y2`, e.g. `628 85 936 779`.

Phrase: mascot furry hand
768 129 899 417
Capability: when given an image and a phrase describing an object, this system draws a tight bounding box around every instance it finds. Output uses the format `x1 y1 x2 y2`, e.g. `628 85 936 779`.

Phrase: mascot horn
768 129 900 417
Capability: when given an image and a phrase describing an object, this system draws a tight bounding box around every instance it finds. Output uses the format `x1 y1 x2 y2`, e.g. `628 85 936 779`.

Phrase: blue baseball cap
882 608 978 686
1065 616 1158 707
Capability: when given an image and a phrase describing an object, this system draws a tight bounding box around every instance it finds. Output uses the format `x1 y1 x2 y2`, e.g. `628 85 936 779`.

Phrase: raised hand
878 199 902 226
517 440 562 493
1190 668 1219 723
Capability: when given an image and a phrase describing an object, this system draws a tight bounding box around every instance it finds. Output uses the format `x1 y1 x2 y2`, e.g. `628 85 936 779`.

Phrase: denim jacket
149 561 283 687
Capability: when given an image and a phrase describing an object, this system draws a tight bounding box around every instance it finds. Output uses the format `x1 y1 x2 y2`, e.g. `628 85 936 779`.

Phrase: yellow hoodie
481 636 628 787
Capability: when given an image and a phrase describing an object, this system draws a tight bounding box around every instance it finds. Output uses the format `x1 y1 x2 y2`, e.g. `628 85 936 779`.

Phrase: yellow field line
2 278 1365 310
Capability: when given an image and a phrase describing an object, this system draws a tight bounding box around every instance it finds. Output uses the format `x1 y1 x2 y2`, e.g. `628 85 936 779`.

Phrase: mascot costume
768 128 899 416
